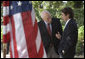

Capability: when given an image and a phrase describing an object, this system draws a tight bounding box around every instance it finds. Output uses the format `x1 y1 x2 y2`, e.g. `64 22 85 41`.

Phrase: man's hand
55 32 61 40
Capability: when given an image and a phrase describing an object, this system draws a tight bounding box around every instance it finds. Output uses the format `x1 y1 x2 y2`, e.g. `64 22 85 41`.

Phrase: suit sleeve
57 19 62 35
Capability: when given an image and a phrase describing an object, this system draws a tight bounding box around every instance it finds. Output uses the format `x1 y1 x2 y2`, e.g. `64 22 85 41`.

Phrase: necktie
47 23 53 47
47 23 51 36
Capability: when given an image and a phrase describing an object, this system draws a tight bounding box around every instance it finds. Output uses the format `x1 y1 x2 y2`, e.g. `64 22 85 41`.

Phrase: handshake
55 32 61 40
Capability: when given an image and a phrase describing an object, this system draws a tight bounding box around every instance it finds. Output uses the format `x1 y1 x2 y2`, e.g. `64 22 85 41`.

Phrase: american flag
3 1 47 58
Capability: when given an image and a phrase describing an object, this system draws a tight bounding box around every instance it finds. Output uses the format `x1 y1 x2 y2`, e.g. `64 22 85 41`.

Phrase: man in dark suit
56 7 78 58
38 10 62 58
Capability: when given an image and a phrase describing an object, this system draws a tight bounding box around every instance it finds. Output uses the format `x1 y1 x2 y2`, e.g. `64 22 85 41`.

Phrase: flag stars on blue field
10 1 32 10
10 5 13 10
17 1 22 6
9 1 32 15
10 1 22 10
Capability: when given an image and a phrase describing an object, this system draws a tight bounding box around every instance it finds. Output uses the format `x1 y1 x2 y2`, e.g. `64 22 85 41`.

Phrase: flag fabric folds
3 1 47 58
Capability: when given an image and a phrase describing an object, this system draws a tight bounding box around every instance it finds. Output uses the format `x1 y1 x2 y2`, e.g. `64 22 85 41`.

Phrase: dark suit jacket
58 19 78 58
38 18 62 53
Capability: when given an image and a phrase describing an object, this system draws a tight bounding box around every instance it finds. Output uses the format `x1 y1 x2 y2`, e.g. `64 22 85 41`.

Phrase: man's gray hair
40 10 51 19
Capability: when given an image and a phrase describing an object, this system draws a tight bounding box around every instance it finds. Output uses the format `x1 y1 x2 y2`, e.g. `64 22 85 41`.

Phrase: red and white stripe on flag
3 1 47 58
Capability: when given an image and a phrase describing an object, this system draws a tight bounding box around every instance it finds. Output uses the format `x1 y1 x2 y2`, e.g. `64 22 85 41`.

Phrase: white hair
40 10 51 19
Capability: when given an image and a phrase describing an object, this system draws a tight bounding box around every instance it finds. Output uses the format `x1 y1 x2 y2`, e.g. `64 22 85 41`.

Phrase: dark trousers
59 53 74 58
6 42 10 54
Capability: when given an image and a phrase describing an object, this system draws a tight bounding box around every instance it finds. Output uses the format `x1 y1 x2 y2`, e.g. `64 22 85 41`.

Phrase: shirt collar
44 20 48 25
65 19 71 26
64 19 71 30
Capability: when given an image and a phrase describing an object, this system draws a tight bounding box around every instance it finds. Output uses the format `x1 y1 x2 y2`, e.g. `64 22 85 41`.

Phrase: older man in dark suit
38 10 62 58
56 7 78 58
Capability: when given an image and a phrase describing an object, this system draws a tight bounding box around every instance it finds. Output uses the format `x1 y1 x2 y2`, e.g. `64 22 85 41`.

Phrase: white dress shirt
44 21 52 32
64 19 71 30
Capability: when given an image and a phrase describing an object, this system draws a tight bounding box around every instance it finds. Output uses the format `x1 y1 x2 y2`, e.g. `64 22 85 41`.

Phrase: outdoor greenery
76 26 84 55
1 1 84 56
32 1 84 55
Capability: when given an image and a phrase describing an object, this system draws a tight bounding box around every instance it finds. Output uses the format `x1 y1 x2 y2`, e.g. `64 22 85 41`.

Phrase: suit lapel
64 19 72 31
42 21 51 37
63 19 72 36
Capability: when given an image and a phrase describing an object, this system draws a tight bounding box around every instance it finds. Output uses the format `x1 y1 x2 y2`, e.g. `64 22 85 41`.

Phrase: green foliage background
1 1 84 55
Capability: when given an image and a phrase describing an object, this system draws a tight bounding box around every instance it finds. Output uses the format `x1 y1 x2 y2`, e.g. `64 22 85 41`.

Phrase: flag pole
3 43 7 58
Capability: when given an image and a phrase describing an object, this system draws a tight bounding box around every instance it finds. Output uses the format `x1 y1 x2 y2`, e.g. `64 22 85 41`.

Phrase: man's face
46 14 52 24
61 13 69 21
42 13 52 24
